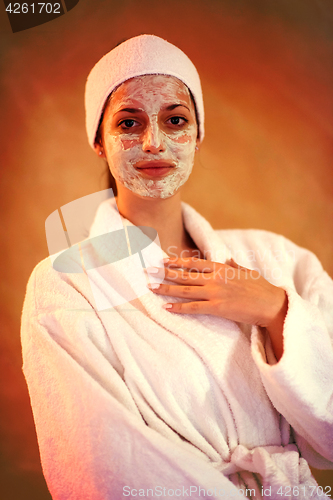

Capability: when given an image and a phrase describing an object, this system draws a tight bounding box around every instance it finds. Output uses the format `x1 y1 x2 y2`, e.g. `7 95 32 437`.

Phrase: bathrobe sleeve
21 260 240 500
250 235 333 470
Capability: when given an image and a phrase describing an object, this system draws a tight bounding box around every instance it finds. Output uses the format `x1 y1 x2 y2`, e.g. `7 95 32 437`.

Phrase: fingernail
162 258 170 263
147 283 160 290
162 303 172 309
146 267 160 274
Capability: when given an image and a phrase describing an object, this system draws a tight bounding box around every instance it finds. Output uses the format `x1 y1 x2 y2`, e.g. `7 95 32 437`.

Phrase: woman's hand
146 257 288 360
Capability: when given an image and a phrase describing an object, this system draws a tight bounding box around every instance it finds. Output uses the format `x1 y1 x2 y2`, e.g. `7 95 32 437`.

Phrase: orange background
1 0 332 497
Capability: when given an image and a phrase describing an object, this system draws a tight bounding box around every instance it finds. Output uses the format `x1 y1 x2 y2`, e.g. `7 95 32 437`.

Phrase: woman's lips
135 161 175 178
137 167 173 177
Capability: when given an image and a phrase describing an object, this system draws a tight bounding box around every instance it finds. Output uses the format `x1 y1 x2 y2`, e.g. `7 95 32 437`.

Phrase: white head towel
84 34 205 148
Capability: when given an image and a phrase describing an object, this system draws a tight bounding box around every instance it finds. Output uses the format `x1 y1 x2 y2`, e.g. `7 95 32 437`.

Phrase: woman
21 35 333 499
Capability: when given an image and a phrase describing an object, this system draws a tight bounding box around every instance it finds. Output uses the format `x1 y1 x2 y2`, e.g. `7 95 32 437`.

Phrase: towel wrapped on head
84 34 205 149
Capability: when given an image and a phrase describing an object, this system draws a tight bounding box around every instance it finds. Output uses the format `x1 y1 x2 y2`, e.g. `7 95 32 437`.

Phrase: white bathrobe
21 199 333 500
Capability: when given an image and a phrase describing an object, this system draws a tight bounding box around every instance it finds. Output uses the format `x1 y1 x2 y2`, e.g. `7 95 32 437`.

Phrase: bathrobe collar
89 196 232 264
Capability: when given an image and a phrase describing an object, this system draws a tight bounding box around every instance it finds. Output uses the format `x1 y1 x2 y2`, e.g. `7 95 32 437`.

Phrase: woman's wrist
265 288 289 361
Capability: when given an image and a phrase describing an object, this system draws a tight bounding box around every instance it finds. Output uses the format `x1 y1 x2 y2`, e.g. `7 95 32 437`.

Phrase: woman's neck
115 188 197 258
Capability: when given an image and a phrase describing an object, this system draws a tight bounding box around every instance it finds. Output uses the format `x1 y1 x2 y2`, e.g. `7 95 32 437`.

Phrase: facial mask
101 75 198 199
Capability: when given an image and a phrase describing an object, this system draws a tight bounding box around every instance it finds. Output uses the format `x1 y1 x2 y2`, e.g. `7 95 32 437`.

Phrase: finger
162 300 211 315
147 283 208 300
163 266 207 285
163 256 217 273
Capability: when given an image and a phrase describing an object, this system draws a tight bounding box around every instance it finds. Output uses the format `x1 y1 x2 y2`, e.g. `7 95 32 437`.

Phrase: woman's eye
119 119 139 129
167 116 188 126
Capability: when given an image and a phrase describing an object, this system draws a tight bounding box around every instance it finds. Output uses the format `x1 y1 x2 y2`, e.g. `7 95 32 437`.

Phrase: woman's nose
142 121 165 153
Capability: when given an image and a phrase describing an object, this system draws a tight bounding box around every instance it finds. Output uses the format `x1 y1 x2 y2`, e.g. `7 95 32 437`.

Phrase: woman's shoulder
24 255 93 315
213 227 325 280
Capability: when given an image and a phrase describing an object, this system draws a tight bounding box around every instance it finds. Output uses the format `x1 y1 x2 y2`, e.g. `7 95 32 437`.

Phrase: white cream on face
100 75 198 199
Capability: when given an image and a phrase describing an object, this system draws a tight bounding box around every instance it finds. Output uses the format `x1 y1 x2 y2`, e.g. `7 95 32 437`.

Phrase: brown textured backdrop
0 0 332 498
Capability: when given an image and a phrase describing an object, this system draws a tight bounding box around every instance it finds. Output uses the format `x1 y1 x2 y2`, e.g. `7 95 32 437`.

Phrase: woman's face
97 74 199 199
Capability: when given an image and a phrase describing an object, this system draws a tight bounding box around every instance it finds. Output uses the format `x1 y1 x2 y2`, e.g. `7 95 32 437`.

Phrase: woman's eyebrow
114 107 143 115
165 104 190 112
